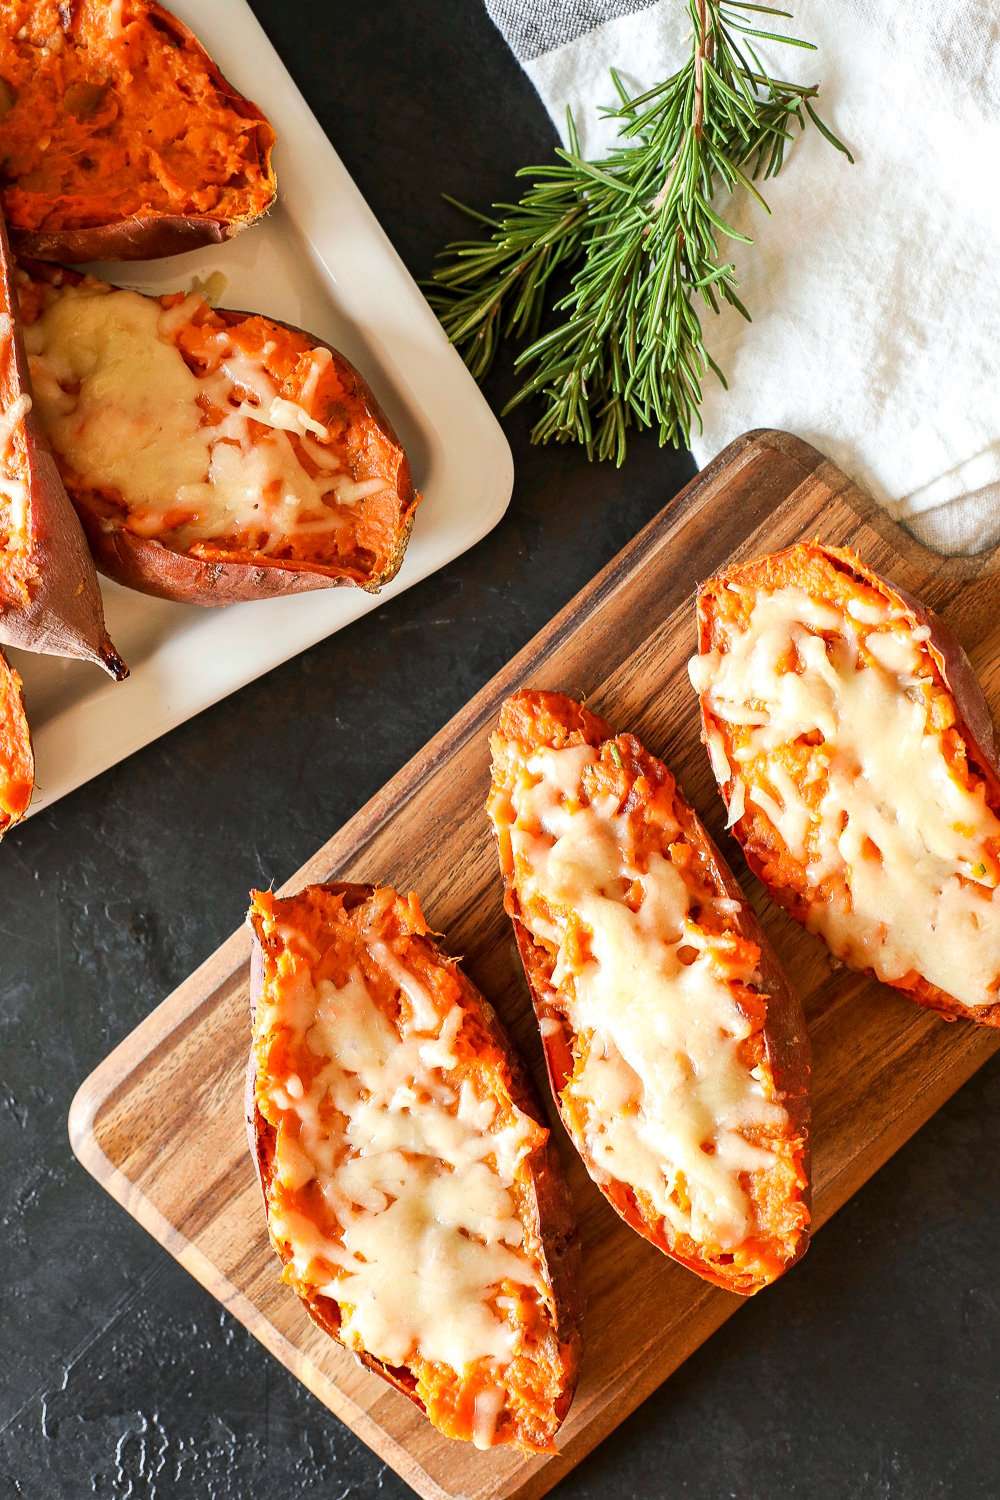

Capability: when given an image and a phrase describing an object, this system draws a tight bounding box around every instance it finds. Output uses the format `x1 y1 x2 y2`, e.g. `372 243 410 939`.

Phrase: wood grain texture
69 430 1000 1500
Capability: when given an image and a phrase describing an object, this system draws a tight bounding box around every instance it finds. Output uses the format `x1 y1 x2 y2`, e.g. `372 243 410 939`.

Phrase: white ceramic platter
10 0 513 819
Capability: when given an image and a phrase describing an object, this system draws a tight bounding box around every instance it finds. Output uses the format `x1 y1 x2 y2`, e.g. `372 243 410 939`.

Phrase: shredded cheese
690 584 1000 1008
0 476 28 539
258 949 545 1376
21 281 368 553
506 743 788 1250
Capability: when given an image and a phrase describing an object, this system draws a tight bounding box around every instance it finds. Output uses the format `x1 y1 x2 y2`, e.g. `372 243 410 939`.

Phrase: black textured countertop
2 3 998 1497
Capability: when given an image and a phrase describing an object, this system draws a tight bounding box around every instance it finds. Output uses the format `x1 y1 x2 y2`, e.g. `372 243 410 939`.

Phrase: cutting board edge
739 429 1000 582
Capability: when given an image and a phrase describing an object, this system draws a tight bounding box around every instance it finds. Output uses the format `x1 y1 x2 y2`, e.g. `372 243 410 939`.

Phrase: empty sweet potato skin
0 1 276 262
695 542 1000 1028
20 263 419 606
488 690 811 1296
246 882 582 1454
0 648 33 835
0 216 125 674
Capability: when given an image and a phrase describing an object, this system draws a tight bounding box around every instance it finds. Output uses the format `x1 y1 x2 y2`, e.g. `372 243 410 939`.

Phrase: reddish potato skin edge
0 647 33 836
0 219 126 675
6 3 277 265
245 881 582 1449
79 498 417 607
23 266 418 606
695 541 1000 1029
492 690 811 1297
10 212 263 267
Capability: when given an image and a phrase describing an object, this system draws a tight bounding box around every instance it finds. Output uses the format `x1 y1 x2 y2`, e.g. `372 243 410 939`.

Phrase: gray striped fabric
484 0 659 60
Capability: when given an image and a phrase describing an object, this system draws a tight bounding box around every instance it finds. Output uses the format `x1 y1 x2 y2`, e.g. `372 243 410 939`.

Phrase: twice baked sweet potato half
0 0 276 262
690 542 1000 1027
488 690 810 1295
0 648 32 835
247 883 581 1454
0 217 125 673
18 264 419 604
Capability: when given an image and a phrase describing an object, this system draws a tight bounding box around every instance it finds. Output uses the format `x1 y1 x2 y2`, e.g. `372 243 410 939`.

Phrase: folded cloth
484 0 1000 554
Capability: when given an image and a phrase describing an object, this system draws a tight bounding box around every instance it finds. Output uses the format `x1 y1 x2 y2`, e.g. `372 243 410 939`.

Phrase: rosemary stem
426 1 851 464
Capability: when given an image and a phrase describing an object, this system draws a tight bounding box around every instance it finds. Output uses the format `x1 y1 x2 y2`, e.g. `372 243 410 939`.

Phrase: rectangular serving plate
10 0 513 818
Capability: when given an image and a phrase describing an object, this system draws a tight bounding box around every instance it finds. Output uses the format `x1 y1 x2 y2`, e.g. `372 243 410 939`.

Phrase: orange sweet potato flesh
0 0 276 261
0 215 125 673
246 882 582 1455
695 542 1000 1028
19 263 419 606
488 690 811 1295
0 648 32 834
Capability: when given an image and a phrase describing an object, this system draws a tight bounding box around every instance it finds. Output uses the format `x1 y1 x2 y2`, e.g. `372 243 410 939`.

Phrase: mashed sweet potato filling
0 0 274 233
19 270 410 577
250 886 569 1454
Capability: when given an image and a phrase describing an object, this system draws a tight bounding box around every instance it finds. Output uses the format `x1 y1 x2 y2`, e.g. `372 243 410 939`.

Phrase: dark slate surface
1 2 997 1496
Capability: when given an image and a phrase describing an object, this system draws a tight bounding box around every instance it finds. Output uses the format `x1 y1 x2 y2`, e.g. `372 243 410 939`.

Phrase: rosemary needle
426 1 852 465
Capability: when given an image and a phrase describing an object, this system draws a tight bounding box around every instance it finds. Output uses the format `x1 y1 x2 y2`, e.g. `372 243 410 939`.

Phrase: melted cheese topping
690 585 1000 1008
22 282 374 552
507 743 787 1250
0 304 34 595
0 392 31 557
259 953 544 1379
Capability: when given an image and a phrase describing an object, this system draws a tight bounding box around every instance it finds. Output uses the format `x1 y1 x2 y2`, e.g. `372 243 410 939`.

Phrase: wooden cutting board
70 430 1000 1500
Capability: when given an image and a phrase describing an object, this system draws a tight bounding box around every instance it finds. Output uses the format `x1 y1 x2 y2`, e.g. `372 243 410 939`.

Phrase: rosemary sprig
427 1 852 464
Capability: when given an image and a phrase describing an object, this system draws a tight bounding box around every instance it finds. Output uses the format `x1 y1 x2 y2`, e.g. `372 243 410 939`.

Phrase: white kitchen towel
484 0 1000 554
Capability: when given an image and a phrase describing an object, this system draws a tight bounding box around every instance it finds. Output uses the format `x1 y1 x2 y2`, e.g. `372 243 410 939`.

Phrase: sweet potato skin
21 265 418 606
78 480 417 607
0 218 125 675
695 542 1000 1028
18 215 262 268
489 690 811 1296
245 882 582 1451
4 2 276 264
0 648 33 835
